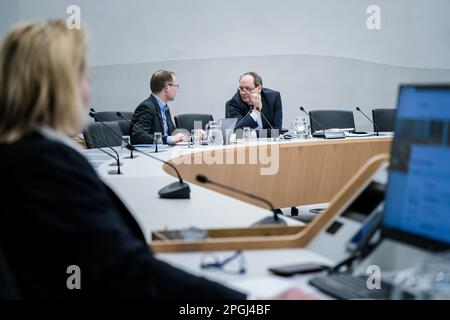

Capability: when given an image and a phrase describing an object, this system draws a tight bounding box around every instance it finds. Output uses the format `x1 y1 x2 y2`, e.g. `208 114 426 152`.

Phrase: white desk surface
158 248 333 299
82 137 388 298
84 143 304 242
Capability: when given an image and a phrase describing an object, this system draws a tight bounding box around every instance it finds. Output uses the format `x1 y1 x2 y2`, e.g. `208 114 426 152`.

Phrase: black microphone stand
196 175 286 226
256 107 279 140
356 107 379 136
130 145 190 199
116 112 165 154
89 112 138 159
299 106 345 139
82 131 122 175
109 111 188 198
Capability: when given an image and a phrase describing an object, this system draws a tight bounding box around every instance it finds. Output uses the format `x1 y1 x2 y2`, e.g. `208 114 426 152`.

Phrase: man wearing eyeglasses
131 70 189 145
226 72 283 134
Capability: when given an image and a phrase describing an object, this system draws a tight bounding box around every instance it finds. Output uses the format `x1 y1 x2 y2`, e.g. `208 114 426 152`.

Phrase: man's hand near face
250 92 262 112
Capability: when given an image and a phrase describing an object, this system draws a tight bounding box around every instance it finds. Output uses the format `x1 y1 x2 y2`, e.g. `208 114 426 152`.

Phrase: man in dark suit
131 70 189 145
226 72 283 134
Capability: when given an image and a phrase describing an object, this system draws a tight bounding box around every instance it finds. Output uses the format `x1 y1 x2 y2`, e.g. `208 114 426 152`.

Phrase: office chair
117 120 131 136
225 100 232 118
372 109 396 132
0 247 22 299
94 111 133 122
309 110 355 133
83 121 123 149
174 114 214 131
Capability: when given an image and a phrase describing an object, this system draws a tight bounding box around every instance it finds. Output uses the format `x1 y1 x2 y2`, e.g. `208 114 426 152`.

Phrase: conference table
83 135 392 298
162 135 392 209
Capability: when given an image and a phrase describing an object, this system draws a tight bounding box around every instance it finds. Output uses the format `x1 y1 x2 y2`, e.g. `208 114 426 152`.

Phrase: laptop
309 84 450 299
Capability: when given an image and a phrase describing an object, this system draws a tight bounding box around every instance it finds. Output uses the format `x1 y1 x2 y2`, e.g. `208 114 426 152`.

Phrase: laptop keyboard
308 274 391 300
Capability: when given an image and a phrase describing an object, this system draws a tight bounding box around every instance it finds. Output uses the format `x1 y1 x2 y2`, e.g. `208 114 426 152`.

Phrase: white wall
1 0 450 131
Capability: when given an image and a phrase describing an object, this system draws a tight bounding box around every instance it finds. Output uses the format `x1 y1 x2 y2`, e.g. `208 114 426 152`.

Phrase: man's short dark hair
240 72 263 87
150 70 175 93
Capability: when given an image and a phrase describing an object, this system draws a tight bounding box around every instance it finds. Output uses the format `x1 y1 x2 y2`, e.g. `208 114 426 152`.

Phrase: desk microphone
89 108 109 122
299 106 326 137
89 112 138 158
115 112 161 152
81 131 122 175
255 107 278 139
356 107 379 136
299 106 345 139
234 107 254 130
129 146 190 199
90 108 153 140
93 112 188 198
196 175 285 226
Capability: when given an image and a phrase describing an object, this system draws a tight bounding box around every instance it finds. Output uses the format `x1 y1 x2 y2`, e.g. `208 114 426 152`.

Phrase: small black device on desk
268 262 330 277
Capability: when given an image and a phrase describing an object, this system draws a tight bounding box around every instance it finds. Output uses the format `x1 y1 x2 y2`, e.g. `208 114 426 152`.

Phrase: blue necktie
161 105 169 135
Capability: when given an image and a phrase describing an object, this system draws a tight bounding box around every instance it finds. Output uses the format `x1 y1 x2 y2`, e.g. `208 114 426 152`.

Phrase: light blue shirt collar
153 94 168 112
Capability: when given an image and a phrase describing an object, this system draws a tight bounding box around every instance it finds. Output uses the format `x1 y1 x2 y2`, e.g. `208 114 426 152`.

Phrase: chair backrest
225 100 232 118
174 113 214 131
372 108 396 132
94 111 133 122
309 110 355 133
0 247 22 300
91 111 132 136
83 121 123 149
117 120 131 136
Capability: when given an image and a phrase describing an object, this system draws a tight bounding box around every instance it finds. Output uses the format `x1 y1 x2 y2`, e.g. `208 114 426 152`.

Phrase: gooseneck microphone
78 135 120 165
196 175 285 226
234 106 254 130
299 106 326 136
89 112 138 159
81 131 122 175
299 106 345 139
356 107 379 136
91 108 149 143
256 106 278 139
107 111 189 198
129 146 190 199
115 112 160 153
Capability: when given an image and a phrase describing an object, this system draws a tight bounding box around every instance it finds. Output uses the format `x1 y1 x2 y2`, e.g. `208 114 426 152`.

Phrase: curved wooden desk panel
163 137 392 209
152 153 390 252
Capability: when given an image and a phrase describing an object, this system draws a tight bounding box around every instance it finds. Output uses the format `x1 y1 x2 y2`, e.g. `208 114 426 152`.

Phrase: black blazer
226 88 283 131
0 133 245 299
130 94 177 145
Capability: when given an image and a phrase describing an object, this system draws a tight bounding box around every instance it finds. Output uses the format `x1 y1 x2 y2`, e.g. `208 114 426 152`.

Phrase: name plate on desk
313 129 347 139
150 225 305 253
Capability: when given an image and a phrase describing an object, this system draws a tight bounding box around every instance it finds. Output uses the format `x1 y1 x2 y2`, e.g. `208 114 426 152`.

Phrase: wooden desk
163 137 392 209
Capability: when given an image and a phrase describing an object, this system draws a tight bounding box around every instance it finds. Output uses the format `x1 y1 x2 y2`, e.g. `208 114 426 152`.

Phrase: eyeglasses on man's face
199 250 247 274
237 86 258 94
167 83 180 89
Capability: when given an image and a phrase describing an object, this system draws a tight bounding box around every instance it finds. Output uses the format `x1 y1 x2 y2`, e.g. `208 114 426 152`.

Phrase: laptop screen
383 85 450 250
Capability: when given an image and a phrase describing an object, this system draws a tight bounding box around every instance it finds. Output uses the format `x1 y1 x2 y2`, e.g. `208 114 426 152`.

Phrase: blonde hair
0 20 87 144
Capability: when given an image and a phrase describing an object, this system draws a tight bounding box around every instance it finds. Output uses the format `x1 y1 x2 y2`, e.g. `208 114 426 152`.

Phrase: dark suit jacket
0 132 245 299
131 94 177 145
226 88 283 131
